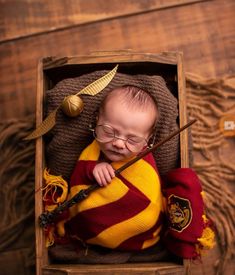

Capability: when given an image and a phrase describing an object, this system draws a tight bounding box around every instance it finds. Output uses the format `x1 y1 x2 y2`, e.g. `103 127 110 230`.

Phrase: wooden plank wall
0 0 203 42
0 1 234 275
0 0 234 120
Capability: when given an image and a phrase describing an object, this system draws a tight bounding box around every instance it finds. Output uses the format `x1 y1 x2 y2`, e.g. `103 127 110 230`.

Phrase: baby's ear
148 131 157 148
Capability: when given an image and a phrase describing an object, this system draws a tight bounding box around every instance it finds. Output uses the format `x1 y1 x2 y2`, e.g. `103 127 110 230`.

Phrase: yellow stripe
112 158 161 203
142 225 162 249
79 140 100 161
87 201 161 249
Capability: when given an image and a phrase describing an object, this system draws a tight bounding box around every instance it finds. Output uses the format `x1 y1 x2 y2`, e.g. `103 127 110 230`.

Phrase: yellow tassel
42 168 68 204
196 215 215 255
42 168 69 247
202 214 207 223
198 226 215 249
201 191 205 199
46 227 55 248
45 204 57 212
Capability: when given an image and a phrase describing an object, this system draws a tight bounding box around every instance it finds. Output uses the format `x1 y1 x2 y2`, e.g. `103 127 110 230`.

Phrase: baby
92 85 158 186
63 85 164 251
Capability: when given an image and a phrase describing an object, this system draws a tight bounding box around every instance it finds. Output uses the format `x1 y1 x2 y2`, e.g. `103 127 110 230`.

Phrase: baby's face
96 98 156 162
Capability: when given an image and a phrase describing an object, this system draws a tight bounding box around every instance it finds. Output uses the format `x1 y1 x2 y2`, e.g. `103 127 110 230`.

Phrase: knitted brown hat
46 70 179 180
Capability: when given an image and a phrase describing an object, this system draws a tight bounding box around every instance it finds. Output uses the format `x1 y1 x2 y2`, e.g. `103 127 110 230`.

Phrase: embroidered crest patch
167 194 192 232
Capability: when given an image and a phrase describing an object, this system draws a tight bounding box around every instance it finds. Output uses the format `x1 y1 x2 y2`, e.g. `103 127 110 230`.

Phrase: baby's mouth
111 150 121 154
108 150 123 156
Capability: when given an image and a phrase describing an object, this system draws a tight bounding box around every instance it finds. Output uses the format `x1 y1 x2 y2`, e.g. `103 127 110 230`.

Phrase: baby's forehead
104 86 157 110
101 88 127 108
104 87 143 104
107 87 126 99
104 94 130 112
102 90 157 120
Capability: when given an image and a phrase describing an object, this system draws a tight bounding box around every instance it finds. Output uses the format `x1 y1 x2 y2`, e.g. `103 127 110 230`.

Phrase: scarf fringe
42 168 68 247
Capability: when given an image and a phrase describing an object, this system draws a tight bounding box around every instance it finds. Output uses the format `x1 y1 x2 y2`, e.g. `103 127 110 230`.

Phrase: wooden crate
35 51 190 275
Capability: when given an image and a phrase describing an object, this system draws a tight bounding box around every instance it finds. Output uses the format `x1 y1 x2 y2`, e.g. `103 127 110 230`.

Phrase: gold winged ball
24 65 119 140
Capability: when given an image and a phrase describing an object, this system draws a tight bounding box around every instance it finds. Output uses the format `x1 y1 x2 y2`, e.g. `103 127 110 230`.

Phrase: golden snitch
24 65 118 140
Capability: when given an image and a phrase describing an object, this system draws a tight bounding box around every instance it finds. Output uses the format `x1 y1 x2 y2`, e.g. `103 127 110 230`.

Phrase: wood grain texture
0 1 234 275
0 0 234 120
35 59 47 275
42 263 185 275
177 53 189 168
0 0 204 42
42 52 179 69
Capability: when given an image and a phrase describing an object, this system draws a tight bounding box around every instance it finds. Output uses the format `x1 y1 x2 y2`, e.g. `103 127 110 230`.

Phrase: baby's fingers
107 165 115 178
92 162 115 187
95 168 110 187
102 168 114 186
93 170 103 186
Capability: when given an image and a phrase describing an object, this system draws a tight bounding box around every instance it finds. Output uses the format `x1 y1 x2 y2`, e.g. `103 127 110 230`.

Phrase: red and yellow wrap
62 140 164 251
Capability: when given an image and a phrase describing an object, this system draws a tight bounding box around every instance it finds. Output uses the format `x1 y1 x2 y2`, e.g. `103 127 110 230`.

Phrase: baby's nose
112 137 126 149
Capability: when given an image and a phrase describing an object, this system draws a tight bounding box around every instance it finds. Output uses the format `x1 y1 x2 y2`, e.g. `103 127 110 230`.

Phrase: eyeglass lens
94 125 147 152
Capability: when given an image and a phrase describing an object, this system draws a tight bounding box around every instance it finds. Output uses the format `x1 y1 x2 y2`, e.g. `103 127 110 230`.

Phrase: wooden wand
39 119 196 228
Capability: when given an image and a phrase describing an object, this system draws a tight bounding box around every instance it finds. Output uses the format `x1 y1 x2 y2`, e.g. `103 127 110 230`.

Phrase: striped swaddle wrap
64 140 164 251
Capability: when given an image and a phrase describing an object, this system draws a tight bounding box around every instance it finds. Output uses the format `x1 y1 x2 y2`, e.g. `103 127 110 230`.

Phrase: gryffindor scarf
61 140 165 251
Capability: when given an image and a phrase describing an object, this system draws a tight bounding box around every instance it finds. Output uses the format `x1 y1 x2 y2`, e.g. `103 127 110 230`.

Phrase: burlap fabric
186 73 235 275
0 116 35 275
46 70 180 181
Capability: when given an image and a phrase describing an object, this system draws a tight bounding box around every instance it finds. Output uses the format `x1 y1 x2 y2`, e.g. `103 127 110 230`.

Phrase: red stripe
70 160 97 186
117 174 149 199
66 188 150 241
116 211 164 251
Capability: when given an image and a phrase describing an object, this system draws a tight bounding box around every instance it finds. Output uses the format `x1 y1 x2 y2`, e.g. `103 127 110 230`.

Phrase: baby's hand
93 162 115 187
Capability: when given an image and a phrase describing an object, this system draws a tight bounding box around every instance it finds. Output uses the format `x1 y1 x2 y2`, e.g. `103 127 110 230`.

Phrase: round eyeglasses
91 124 148 153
